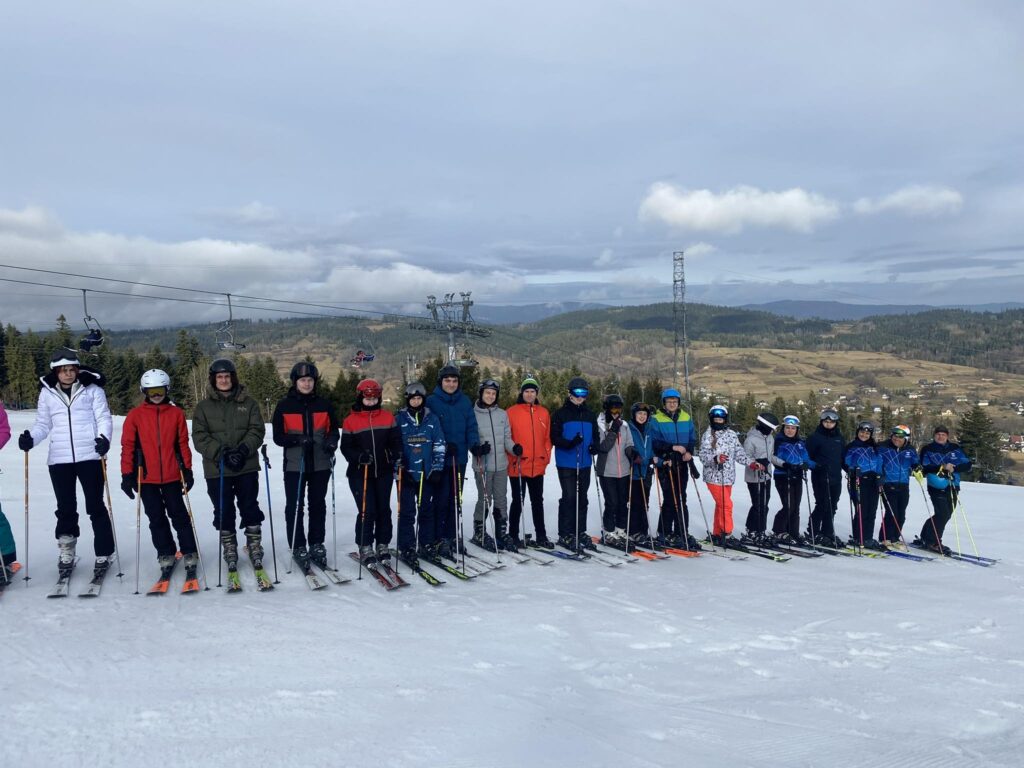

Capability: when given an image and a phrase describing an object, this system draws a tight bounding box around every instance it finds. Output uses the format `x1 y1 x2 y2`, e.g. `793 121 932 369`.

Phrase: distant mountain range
469 301 609 325
739 300 1024 321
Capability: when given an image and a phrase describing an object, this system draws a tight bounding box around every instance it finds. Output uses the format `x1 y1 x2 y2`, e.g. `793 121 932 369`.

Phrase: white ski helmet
140 368 171 393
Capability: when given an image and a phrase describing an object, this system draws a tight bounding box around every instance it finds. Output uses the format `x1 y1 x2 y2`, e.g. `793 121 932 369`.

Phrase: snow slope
1 410 1022 767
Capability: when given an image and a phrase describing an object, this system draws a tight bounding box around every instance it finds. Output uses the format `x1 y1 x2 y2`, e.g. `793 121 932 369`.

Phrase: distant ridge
741 300 1024 321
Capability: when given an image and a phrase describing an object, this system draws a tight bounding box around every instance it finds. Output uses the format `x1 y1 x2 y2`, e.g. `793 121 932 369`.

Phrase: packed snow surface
2 411 1022 767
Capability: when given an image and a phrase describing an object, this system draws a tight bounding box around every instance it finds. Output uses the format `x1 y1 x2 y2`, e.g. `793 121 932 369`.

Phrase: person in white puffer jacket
18 349 115 571
698 404 761 546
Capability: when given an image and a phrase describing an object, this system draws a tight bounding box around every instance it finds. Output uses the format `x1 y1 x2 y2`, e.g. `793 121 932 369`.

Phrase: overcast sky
1 1 1022 330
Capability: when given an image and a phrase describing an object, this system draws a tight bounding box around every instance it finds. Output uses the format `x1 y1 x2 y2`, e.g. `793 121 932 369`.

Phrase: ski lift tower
673 250 692 407
409 291 491 367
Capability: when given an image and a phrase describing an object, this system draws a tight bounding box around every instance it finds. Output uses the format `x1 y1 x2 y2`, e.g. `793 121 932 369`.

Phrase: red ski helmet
356 379 383 399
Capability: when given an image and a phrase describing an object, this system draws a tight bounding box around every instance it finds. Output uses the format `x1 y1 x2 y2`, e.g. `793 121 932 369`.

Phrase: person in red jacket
340 379 402 562
120 369 198 574
506 376 553 548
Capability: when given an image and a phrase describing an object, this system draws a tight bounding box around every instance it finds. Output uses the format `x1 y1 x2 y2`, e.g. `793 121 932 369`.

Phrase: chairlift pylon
78 289 105 353
216 293 246 351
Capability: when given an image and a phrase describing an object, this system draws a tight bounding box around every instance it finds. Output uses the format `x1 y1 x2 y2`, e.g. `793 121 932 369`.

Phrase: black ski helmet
631 402 654 420
567 377 589 396
208 358 238 389
603 393 624 411
405 381 427 401
756 412 779 431
479 378 500 398
438 364 460 384
289 361 319 383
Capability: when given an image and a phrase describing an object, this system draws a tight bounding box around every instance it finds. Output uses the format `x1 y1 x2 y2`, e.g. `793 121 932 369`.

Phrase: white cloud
638 182 840 234
594 248 614 267
853 185 964 217
0 205 63 239
684 242 717 258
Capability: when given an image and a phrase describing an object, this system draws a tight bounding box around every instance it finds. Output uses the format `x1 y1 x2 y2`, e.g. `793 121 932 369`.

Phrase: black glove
120 473 136 499
469 443 489 457
446 442 458 456
237 444 250 461
94 435 110 457
801 463 810 472
609 418 622 433
357 450 375 466
427 470 443 485
182 467 195 491
625 446 638 462
18 430 33 451
570 433 584 447
322 436 339 455
588 443 599 456
223 448 245 472
782 461 795 471
689 462 700 480
512 444 523 457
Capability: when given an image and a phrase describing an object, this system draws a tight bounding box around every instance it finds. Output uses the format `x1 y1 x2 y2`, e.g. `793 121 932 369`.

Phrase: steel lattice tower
672 251 692 406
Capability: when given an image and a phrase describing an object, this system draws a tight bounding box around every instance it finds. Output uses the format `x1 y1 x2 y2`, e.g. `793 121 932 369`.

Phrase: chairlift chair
78 289 105 353
216 293 247 351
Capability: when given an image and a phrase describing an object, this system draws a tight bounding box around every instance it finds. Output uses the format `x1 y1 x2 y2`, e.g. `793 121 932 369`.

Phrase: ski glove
322 436 339 455
748 462 763 472
182 467 195 491
512 444 524 457
716 454 728 466
624 446 639 462
18 430 33 451
469 442 490 457
357 451 375 467
609 418 622 433
120 473 136 499
427 470 443 485
569 433 584 447
223 447 247 471
94 435 110 457
588 443 599 456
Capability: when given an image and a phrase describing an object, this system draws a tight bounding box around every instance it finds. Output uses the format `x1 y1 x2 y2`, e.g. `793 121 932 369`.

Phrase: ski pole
395 463 403 572
259 445 280 584
287 454 305 574
651 463 665 542
179 469 209 591
217 454 225 588
454 463 466 572
665 461 689 549
591 456 604 542
947 483 963 556
913 471 945 553
802 472 816 547
330 456 338 570
950 487 980 556
358 461 369 581
100 457 125 580
689 475 711 549
23 449 30 585
855 471 864 549
133 462 142 595
625 470 633 552
516 457 527 547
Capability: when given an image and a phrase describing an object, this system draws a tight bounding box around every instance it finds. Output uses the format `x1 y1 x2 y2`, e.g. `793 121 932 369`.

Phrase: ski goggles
891 425 911 438
144 386 168 397
569 388 589 399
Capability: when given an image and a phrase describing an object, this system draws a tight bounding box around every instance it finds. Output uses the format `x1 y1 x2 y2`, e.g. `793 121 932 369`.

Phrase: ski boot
182 552 199 579
292 546 310 572
157 553 176 570
601 529 622 548
220 531 239 568
358 544 376 564
864 538 885 552
436 538 454 560
309 543 328 569
470 522 496 550
498 533 520 552
375 542 392 563
244 526 265 568
398 548 420 569
556 534 576 550
577 533 597 552
532 535 555 550
57 535 77 571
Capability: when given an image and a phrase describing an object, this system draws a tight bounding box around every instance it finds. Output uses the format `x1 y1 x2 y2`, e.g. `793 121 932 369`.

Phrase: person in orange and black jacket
340 378 402 562
120 369 198 572
506 376 553 549
271 362 340 571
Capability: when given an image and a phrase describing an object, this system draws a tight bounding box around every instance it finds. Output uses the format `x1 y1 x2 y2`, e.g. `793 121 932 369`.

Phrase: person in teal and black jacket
549 377 598 552
648 387 697 548
876 424 919 545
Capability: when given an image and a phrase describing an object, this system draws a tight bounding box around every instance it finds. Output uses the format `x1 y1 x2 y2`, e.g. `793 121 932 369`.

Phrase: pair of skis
348 552 412 590
47 558 116 598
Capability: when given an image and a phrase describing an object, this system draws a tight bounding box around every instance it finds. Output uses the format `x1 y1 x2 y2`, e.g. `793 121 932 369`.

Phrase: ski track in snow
1 411 1023 767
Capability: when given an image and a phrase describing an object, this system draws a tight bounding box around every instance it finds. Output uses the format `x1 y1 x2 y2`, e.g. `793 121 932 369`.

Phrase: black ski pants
745 480 772 534
283 469 330 549
396 471 440 552
432 461 466 545
556 466 591 538
509 474 546 541
49 460 114 557
879 483 909 542
599 476 630 532
350 471 394 546
627 475 653 536
810 470 840 539
205 471 264 532
657 462 689 537
850 474 881 545
921 485 958 545
771 474 803 537
140 481 197 558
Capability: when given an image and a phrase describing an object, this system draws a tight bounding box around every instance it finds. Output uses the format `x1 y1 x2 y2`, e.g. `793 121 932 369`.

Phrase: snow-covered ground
2 410 1022 767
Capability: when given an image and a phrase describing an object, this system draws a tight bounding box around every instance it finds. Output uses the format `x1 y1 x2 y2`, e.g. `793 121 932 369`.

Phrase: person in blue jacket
876 424 919 544
395 382 446 568
770 415 813 543
917 425 972 554
549 377 599 552
844 420 883 550
648 387 697 548
425 364 482 559
626 403 656 544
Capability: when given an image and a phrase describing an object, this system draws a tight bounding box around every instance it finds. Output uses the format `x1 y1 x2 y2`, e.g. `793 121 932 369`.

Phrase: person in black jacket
271 362 341 571
805 409 845 547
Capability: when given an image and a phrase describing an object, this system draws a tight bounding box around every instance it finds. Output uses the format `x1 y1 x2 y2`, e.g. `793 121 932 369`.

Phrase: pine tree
172 330 205 412
956 405 1003 483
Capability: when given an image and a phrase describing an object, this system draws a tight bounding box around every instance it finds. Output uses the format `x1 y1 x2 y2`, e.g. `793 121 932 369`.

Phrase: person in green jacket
191 359 267 570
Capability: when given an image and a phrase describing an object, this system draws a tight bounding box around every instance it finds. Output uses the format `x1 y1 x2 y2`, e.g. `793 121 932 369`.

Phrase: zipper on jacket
156 405 165 483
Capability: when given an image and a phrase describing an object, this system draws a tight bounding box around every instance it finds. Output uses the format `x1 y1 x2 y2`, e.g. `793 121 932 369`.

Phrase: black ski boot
470 522 496 550
399 548 420 569
309 543 328 569
292 546 311 572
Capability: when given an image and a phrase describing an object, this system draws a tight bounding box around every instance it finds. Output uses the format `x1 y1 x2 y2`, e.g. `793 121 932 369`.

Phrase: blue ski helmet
661 387 681 402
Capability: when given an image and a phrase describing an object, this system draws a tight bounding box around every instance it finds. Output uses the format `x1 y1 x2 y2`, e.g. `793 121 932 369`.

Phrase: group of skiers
0 350 976 589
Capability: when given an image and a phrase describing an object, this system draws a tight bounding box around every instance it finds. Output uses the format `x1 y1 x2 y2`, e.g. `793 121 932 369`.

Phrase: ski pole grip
260 443 271 469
